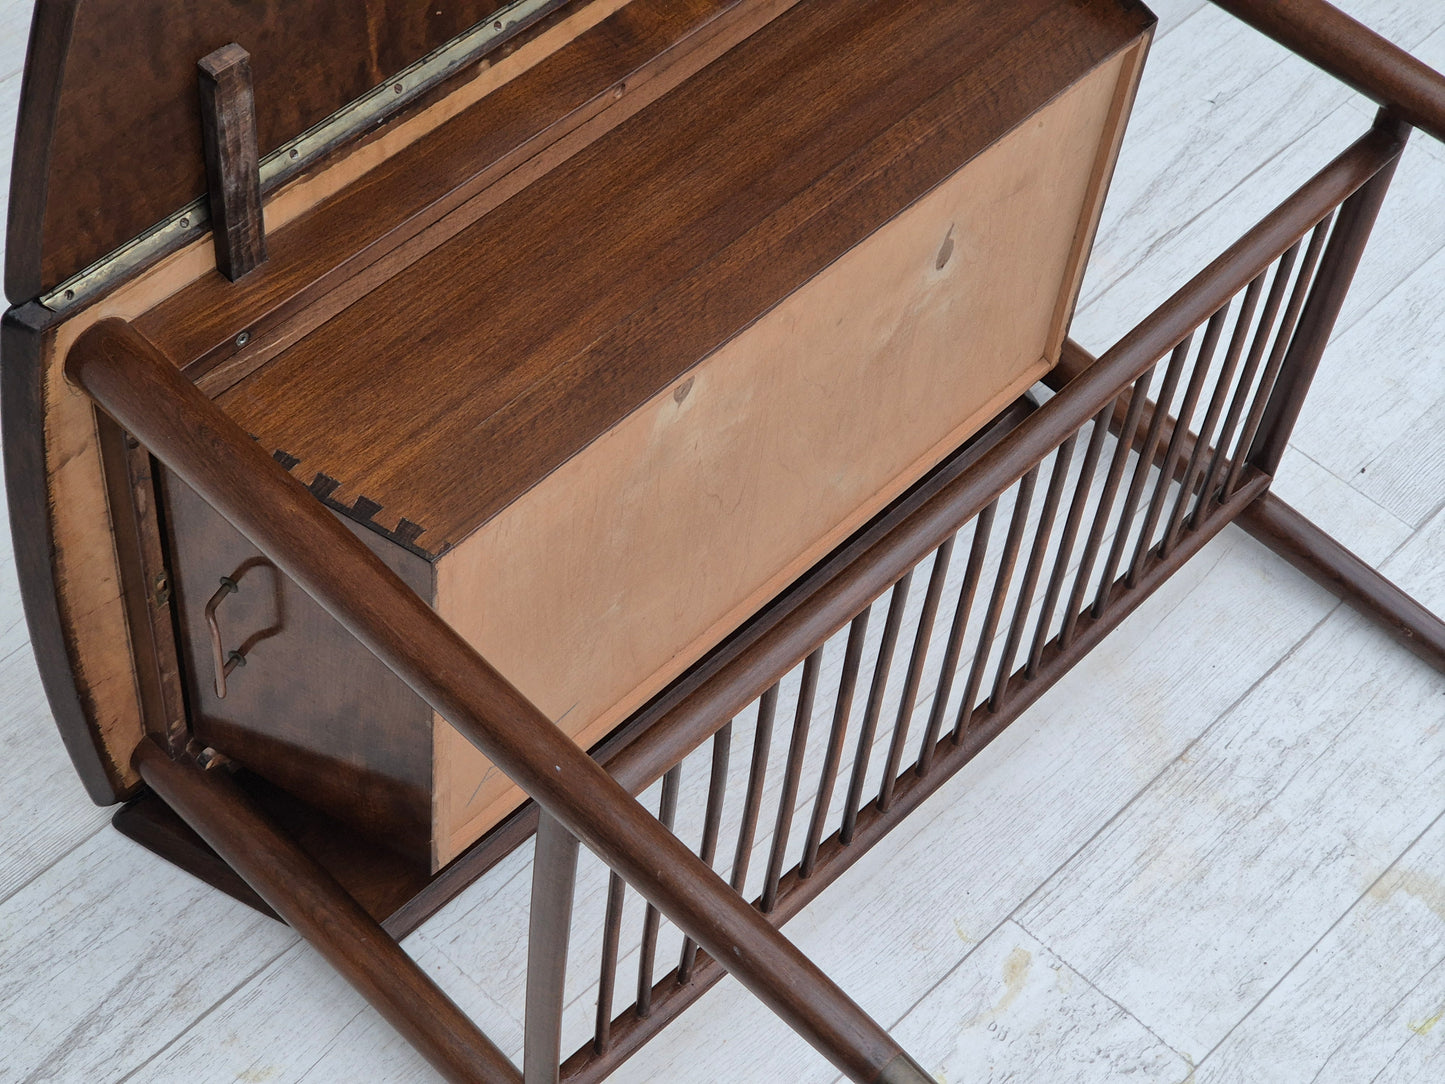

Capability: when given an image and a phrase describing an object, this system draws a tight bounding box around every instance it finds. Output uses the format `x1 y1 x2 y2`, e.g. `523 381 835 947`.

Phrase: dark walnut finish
160 468 437 854
198 44 267 281
9 1 1445 1082
143 0 809 389
153 0 1150 866
216 0 1149 548
5 0 565 299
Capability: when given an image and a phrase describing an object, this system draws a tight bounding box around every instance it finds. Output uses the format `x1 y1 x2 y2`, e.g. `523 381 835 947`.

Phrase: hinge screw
195 747 228 770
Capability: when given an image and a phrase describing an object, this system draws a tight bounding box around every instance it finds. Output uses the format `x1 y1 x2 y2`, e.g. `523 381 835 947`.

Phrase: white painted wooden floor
2 2 1444 1081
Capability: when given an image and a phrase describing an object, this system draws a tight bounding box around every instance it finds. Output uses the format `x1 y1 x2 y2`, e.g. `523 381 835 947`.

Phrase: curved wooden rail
64 317 933 1084
1213 0 1445 144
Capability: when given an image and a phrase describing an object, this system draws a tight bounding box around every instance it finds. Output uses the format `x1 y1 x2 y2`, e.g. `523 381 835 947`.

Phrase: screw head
235 331 251 347
195 747 225 770
178 216 190 229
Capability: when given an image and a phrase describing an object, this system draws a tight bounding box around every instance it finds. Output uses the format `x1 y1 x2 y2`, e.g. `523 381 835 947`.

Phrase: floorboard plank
0 648 111 902
1199 810 1445 1083
1017 507 1445 1060
0 831 296 1083
875 921 1190 1084
1290 240 1445 528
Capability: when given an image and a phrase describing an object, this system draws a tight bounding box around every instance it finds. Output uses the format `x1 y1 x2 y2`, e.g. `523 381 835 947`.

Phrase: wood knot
936 225 956 271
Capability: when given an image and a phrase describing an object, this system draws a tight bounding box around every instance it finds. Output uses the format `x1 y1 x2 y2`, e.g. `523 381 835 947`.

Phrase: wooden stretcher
5 1 1445 1081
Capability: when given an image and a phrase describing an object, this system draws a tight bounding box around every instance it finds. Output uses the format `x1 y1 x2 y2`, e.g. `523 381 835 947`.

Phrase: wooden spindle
763 649 823 913
990 436 1075 712
878 540 954 810
1224 213 1334 497
840 576 911 842
802 613 870 875
593 872 626 1054
917 502 998 775
954 465 1039 741
729 685 779 896
525 813 580 1084
1059 367 1155 648
1028 409 1110 677
1093 329 1199 614
1157 275 1266 557
1124 306 1222 567
1196 249 1299 524
680 724 733 982
636 765 683 1017
1245 119 1407 480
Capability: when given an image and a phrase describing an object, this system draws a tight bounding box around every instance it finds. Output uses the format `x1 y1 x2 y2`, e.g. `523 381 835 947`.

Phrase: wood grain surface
5 1 1444 1081
432 48 1136 861
216 0 1149 549
7 0 544 298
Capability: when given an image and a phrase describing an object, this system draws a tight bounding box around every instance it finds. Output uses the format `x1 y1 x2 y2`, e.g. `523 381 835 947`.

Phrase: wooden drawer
156 0 1149 868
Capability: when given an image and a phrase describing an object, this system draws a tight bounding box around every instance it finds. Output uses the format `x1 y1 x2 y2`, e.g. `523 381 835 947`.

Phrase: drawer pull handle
205 576 245 698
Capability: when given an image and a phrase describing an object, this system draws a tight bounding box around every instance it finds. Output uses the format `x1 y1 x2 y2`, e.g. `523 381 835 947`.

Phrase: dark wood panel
217 0 1152 552
139 0 773 386
7 0 558 299
160 466 437 857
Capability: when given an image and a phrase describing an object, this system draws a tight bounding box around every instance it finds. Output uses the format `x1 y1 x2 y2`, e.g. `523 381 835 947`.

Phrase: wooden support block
198 44 266 281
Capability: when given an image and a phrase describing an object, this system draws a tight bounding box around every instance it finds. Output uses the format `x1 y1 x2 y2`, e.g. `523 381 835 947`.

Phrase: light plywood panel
433 49 1134 862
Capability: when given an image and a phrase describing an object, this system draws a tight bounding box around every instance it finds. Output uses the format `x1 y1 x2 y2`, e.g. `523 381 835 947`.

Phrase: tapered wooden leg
525 813 580 1084
1238 491 1445 673
133 739 521 1084
874 1054 937 1084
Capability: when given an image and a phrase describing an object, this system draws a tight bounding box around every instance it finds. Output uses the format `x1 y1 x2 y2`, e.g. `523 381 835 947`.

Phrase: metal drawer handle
204 576 247 698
